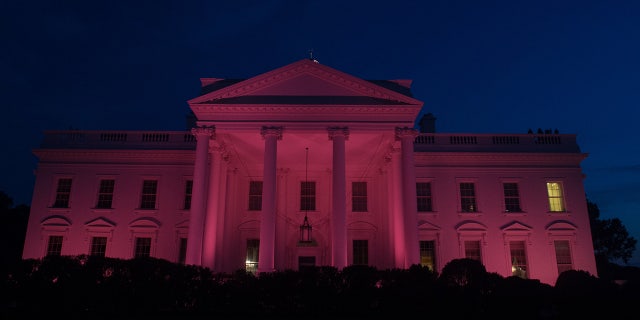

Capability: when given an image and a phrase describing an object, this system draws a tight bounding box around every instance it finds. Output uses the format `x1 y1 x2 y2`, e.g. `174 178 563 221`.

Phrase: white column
186 126 214 266
389 145 406 268
258 126 282 274
328 127 349 269
396 127 419 267
202 142 225 270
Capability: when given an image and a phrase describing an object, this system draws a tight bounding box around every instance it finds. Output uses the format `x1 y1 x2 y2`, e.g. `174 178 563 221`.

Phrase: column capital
328 127 350 141
191 126 215 140
261 126 283 140
395 127 418 140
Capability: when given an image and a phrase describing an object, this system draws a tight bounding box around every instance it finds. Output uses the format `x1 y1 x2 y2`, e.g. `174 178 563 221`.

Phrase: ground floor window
509 240 528 279
46 235 63 256
352 239 369 265
246 239 259 273
90 236 107 257
134 237 151 258
419 240 437 272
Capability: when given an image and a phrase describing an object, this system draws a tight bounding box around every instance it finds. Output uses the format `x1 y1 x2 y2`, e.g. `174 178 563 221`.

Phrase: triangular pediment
501 221 532 232
418 220 441 231
85 217 116 228
188 59 422 106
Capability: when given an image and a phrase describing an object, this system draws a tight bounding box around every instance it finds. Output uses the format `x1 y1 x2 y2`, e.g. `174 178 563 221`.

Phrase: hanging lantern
299 215 312 243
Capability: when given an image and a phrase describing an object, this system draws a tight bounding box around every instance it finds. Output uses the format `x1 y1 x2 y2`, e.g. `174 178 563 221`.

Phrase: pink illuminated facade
22 59 597 285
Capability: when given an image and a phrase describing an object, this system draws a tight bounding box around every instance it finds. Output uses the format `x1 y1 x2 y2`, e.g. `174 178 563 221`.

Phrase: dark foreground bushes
1 255 639 319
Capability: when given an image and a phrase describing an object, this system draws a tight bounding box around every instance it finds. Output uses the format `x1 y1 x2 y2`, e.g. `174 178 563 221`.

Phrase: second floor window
300 181 316 211
547 182 565 212
352 181 368 212
53 178 72 208
416 182 433 212
183 180 193 210
96 179 115 209
459 182 477 213
140 180 158 209
248 181 263 211
503 182 522 212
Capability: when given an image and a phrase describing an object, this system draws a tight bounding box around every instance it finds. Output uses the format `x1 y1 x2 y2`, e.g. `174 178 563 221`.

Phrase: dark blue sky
2 0 639 265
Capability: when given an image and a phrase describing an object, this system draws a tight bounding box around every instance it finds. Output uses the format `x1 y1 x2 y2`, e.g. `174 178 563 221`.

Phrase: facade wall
23 138 597 285
22 59 598 286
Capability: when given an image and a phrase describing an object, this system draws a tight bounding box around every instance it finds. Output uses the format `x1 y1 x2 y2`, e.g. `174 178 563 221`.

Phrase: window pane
134 237 151 258
416 182 433 212
547 182 565 212
460 183 477 212
246 239 260 273
178 238 187 264
300 181 316 211
353 240 368 265
96 179 115 209
464 240 481 261
47 235 63 256
554 240 573 274
352 182 368 212
183 180 193 210
248 181 263 211
503 183 522 212
90 237 107 257
53 178 72 208
420 240 436 271
510 241 527 279
140 180 158 209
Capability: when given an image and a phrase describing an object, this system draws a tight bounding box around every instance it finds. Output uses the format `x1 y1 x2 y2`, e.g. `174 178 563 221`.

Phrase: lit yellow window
546 182 565 212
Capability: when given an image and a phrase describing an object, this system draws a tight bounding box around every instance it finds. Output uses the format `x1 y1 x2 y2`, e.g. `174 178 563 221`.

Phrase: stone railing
413 133 581 153
40 130 197 150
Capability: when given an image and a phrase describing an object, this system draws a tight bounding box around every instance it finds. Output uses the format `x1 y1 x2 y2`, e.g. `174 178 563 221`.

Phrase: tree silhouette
588 199 637 265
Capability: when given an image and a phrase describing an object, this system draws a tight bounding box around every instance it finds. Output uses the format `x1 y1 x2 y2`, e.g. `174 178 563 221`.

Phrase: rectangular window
547 182 565 212
183 180 193 210
419 240 437 271
416 182 433 212
464 240 481 261
96 179 115 209
503 182 522 212
246 239 260 273
352 181 368 212
510 241 528 279
554 240 573 274
178 238 187 264
134 237 152 258
353 239 369 265
300 181 316 211
140 180 158 209
460 182 477 212
53 178 72 208
248 181 263 211
46 235 63 256
90 237 107 257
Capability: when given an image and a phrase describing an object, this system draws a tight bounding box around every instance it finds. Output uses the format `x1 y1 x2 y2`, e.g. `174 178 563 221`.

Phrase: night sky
2 1 639 265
